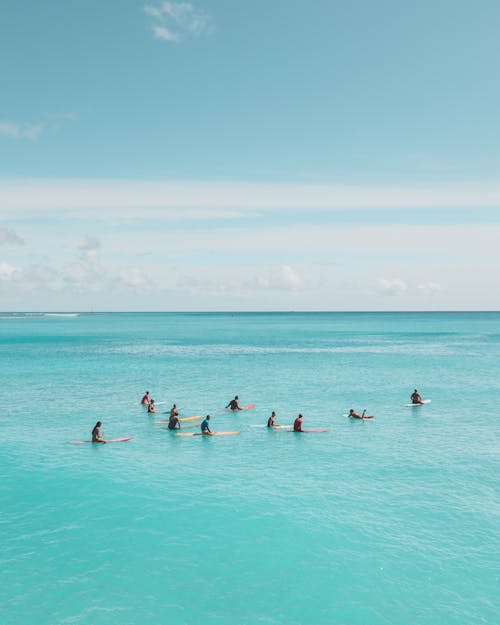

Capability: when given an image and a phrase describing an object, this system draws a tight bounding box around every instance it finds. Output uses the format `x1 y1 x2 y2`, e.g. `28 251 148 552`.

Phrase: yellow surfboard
175 431 240 437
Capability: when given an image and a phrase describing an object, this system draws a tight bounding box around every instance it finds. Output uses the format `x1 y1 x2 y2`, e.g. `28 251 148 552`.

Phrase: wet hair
94 421 102 428
298 413 303 418
235 395 238 399
206 415 211 420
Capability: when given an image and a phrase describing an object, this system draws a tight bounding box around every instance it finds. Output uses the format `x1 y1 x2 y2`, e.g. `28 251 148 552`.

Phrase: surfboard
175 431 240 437
69 437 133 444
154 417 201 425
251 424 289 428
180 415 203 421
276 428 330 433
217 404 255 413
405 399 431 406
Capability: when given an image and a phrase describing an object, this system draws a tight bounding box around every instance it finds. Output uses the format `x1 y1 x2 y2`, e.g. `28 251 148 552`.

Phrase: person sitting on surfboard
267 411 277 428
293 414 303 432
411 389 424 405
226 396 242 411
201 415 213 435
168 404 181 430
141 391 150 405
92 421 106 443
147 400 157 413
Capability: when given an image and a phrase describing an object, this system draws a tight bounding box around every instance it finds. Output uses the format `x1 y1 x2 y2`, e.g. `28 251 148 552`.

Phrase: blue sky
1 0 499 310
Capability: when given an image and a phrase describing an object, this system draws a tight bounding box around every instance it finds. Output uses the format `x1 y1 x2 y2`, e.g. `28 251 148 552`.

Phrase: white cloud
247 265 304 292
2 178 500 221
0 261 21 281
0 120 44 140
377 278 408 296
152 25 179 41
118 267 149 288
0 227 24 246
0 114 76 141
144 2 212 42
417 281 441 295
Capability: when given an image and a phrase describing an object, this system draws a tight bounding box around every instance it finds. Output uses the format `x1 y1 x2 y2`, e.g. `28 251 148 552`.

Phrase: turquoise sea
1 312 499 625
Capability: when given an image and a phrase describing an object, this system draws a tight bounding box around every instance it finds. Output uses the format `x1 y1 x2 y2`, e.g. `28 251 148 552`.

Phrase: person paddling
348 409 373 419
226 395 242 411
92 421 106 443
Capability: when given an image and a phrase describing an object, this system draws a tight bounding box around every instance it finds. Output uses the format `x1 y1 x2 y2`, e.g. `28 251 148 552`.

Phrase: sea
0 312 498 625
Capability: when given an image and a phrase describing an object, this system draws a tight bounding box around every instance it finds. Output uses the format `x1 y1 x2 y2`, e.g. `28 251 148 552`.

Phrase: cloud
0 113 76 141
78 236 101 260
0 261 21 281
2 178 500 221
0 227 24 246
0 121 44 140
152 25 179 41
144 2 213 42
247 265 304 292
377 278 408 296
417 281 441 295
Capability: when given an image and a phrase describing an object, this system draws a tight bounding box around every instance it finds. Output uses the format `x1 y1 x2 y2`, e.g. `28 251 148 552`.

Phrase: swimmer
226 395 242 411
92 421 106 443
293 414 303 432
410 389 424 405
147 400 157 414
200 415 213 435
141 391 150 405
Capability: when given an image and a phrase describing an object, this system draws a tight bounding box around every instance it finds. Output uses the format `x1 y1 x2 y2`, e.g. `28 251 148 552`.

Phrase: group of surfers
90 388 426 442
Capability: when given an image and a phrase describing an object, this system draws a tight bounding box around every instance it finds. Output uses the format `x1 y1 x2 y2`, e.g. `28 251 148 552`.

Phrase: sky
1 0 499 311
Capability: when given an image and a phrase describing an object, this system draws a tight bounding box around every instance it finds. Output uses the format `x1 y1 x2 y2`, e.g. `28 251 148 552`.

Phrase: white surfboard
405 399 431 406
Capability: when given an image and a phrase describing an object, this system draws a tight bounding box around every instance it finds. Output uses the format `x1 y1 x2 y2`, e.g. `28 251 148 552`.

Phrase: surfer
267 411 277 427
201 415 213 435
168 404 181 430
226 395 242 411
348 409 373 419
141 391 150 405
92 421 106 443
293 414 303 432
410 389 424 405
147 400 157 414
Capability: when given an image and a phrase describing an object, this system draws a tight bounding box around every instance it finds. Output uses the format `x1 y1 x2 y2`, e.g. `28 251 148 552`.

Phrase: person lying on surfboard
201 415 213 435
267 411 278 427
92 421 106 443
293 414 303 432
168 404 181 430
410 389 424 405
348 409 373 419
226 396 242 410
141 391 150 405
147 400 158 413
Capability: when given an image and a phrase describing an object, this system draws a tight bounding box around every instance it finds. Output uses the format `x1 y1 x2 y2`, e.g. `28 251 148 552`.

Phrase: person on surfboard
410 389 424 405
348 409 373 419
201 415 213 435
147 400 158 413
293 414 303 432
226 395 242 411
141 391 150 405
92 421 106 443
168 404 181 430
267 411 278 427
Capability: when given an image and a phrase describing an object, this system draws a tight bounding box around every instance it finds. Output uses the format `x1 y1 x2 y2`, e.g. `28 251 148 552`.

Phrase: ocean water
0 312 498 625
